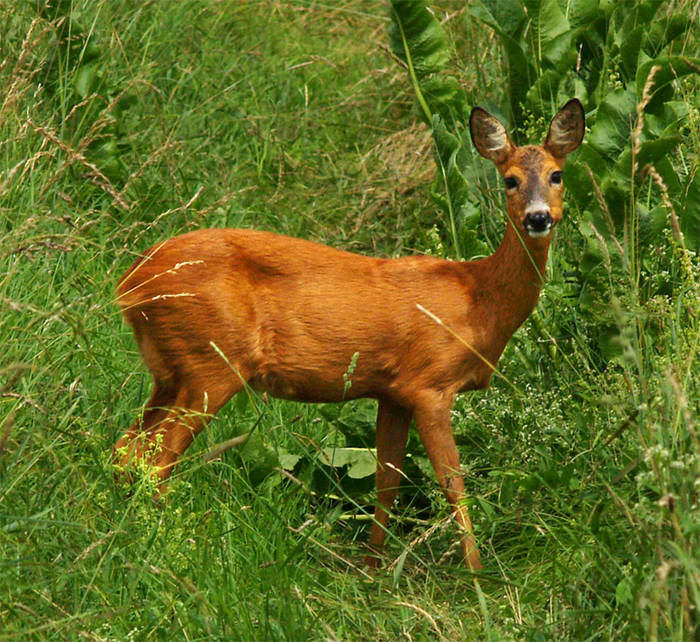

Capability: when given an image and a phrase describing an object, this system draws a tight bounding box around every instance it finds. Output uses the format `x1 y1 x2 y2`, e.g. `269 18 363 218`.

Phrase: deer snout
523 208 553 238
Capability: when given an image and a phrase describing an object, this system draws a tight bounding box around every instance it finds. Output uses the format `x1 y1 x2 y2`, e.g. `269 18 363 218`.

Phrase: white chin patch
526 226 552 238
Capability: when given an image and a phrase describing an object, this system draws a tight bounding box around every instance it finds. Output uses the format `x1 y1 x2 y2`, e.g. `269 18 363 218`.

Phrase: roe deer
114 99 585 570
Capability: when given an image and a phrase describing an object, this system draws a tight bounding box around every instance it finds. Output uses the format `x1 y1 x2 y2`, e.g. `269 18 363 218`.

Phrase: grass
1 0 698 639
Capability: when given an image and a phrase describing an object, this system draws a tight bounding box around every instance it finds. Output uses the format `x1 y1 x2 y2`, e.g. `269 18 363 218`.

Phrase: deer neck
477 221 551 337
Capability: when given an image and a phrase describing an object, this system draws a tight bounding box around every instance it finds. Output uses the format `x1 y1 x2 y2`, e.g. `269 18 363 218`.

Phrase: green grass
1 1 698 639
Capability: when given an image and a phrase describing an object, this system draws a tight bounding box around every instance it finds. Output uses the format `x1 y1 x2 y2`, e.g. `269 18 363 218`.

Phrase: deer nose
524 210 553 237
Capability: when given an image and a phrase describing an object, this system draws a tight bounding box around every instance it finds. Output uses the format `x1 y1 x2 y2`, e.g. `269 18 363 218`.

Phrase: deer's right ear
469 107 514 165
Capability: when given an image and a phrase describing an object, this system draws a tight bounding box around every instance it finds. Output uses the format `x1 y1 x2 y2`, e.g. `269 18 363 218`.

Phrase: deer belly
247 369 353 403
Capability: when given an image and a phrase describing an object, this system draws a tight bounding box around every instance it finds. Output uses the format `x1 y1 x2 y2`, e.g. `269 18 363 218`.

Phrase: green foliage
29 0 134 183
394 0 699 365
389 0 486 259
467 0 700 254
388 0 465 124
469 0 696 131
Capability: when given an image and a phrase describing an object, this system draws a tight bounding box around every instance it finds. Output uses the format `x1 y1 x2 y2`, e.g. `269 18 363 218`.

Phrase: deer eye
550 171 562 185
504 176 519 190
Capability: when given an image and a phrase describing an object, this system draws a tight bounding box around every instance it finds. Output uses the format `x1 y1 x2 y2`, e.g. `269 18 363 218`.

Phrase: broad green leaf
587 87 637 159
89 140 124 182
611 135 681 182
597 324 624 362
679 171 700 250
645 15 694 57
421 75 467 123
565 147 615 226
389 0 439 54
635 136 681 169
644 100 688 137
389 0 450 79
540 467 560 487
636 56 700 107
330 399 377 446
410 34 451 79
500 474 515 504
501 34 534 135
521 473 542 493
567 0 600 28
601 174 631 225
579 226 606 272
346 456 377 480
429 181 450 216
637 0 664 22
526 68 562 108
278 449 301 471
524 0 570 44
617 0 664 46
542 30 578 72
237 433 280 485
648 156 682 206
564 158 596 212
411 455 433 480
458 199 488 258
469 1 535 132
637 202 667 249
431 115 478 258
83 40 101 64
470 0 526 38
388 0 468 145
619 25 645 80
319 447 377 480
616 578 634 606
74 62 97 98
476 496 495 519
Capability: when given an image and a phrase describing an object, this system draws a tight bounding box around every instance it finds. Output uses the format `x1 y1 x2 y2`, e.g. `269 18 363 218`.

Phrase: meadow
1 1 698 639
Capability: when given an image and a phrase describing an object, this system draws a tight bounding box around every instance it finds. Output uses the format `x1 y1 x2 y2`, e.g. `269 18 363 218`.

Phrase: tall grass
1 1 698 639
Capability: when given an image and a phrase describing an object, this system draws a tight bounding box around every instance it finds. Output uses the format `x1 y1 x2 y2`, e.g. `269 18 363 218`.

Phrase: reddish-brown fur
114 100 585 570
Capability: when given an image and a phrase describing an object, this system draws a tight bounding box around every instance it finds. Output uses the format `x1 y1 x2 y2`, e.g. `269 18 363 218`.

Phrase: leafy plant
392 0 699 360
389 0 486 259
30 0 134 183
466 0 699 251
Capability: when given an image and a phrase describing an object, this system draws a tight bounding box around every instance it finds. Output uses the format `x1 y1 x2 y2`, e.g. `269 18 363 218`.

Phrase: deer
113 99 585 570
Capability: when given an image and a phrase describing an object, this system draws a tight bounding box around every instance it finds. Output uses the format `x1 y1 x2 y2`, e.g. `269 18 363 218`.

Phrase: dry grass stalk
631 64 661 174
387 513 452 571
644 165 683 245
584 164 626 260
0 18 52 124
26 118 131 211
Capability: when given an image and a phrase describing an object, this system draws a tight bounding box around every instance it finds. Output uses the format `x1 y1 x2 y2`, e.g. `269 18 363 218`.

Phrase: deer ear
469 107 514 165
544 99 585 159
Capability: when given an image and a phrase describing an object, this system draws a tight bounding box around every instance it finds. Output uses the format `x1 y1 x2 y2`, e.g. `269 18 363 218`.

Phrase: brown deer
114 99 585 570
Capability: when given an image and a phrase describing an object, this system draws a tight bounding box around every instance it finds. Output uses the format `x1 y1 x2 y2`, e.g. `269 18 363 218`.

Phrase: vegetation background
1 0 698 639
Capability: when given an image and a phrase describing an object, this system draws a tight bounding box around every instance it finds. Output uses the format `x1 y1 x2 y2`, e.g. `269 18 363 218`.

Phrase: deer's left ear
544 99 585 159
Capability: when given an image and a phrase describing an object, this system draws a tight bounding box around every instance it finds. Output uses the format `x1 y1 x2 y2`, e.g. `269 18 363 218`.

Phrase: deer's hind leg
113 378 178 471
114 321 248 485
114 372 245 485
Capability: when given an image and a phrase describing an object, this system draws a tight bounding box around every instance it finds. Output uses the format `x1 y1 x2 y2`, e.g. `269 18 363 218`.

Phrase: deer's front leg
364 397 412 567
413 396 482 570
